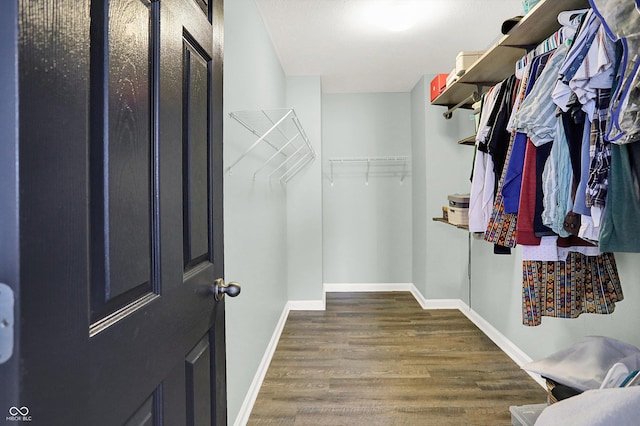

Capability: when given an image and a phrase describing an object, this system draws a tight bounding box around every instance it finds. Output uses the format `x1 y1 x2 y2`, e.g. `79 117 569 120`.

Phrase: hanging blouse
559 10 601 86
513 43 570 146
541 118 572 238
568 26 617 121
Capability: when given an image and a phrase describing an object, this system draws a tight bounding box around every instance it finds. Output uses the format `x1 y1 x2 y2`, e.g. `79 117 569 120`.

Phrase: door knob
212 278 241 301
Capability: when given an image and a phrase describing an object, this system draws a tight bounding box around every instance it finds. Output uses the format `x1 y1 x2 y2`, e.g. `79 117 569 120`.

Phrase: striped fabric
513 43 569 146
541 118 572 238
558 10 600 84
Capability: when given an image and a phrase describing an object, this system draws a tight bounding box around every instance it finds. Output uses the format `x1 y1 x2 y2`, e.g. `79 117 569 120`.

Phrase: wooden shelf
458 135 476 146
431 0 590 108
503 0 590 48
432 217 469 230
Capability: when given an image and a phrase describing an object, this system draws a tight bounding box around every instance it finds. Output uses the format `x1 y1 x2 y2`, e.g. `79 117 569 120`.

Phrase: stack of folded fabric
522 336 640 425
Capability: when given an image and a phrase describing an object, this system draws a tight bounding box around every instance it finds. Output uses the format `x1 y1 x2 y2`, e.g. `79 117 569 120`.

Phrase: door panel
183 37 212 270
124 393 156 426
105 0 154 304
2 0 227 424
186 335 213 426
90 0 158 323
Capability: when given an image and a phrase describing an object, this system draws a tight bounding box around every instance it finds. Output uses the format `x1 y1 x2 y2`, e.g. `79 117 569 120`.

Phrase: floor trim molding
233 303 291 426
233 285 543 425
288 299 326 311
323 283 415 293
458 304 544 387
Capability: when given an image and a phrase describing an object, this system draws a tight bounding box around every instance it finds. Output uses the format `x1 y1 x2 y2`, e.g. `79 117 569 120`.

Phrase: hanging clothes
586 89 613 212
483 131 519 248
483 77 524 249
487 75 518 193
555 10 601 113
516 139 543 245
567 26 617 121
465 5 637 326
469 85 502 233
502 56 545 214
541 118 572 238
513 44 568 145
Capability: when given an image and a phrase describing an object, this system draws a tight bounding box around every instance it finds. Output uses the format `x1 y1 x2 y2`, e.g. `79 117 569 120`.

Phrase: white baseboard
458 304 545 387
288 299 326 311
233 304 291 426
233 284 543 425
323 282 414 292
409 286 542 387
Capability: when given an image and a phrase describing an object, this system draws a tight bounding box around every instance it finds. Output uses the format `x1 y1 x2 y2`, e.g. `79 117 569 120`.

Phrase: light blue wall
286 77 324 301
223 0 289 422
414 75 476 301
322 93 412 284
470 237 640 362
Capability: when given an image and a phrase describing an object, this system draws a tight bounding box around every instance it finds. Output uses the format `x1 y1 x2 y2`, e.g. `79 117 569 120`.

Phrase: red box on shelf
430 73 448 102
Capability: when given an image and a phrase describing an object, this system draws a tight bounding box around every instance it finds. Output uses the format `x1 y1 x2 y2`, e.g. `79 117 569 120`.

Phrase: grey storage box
510 404 547 426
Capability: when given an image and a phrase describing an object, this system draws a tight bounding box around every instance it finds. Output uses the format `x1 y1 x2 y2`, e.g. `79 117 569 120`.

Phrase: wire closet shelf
226 109 316 183
327 156 409 186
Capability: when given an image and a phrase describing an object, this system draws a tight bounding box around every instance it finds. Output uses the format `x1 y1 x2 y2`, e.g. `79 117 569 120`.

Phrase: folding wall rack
327 156 409 186
227 109 316 183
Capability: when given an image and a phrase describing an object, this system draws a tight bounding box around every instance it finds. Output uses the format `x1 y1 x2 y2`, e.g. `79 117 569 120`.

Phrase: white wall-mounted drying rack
327 156 409 186
226 109 316 183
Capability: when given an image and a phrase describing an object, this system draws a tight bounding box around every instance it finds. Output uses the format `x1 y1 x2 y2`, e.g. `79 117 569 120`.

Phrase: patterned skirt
522 252 623 326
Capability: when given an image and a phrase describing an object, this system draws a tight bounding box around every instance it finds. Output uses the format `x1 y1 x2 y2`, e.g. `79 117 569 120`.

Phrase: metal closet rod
442 84 488 119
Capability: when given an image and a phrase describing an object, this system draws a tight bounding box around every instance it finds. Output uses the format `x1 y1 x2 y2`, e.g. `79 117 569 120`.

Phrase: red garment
516 139 541 245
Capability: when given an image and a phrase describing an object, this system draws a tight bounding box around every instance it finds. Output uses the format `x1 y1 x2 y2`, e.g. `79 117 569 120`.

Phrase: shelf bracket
365 159 370 186
330 161 334 187
400 158 407 184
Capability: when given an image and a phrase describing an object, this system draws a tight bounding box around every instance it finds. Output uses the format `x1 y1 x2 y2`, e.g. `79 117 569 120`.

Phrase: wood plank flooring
248 292 546 425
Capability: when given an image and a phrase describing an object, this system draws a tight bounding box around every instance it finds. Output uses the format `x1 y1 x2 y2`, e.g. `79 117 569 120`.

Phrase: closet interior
432 0 640 423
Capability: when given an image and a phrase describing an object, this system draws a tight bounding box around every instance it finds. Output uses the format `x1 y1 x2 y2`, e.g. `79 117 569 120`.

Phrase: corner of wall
285 76 324 302
410 76 428 297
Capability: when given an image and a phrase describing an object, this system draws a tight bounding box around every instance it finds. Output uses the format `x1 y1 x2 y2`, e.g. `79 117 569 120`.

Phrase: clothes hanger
557 9 590 28
557 9 589 44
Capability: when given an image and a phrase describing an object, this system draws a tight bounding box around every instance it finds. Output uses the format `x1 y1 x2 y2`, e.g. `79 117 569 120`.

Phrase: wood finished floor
248 292 546 425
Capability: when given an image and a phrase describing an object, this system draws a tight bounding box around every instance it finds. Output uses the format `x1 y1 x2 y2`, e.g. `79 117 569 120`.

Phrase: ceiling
254 0 524 93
